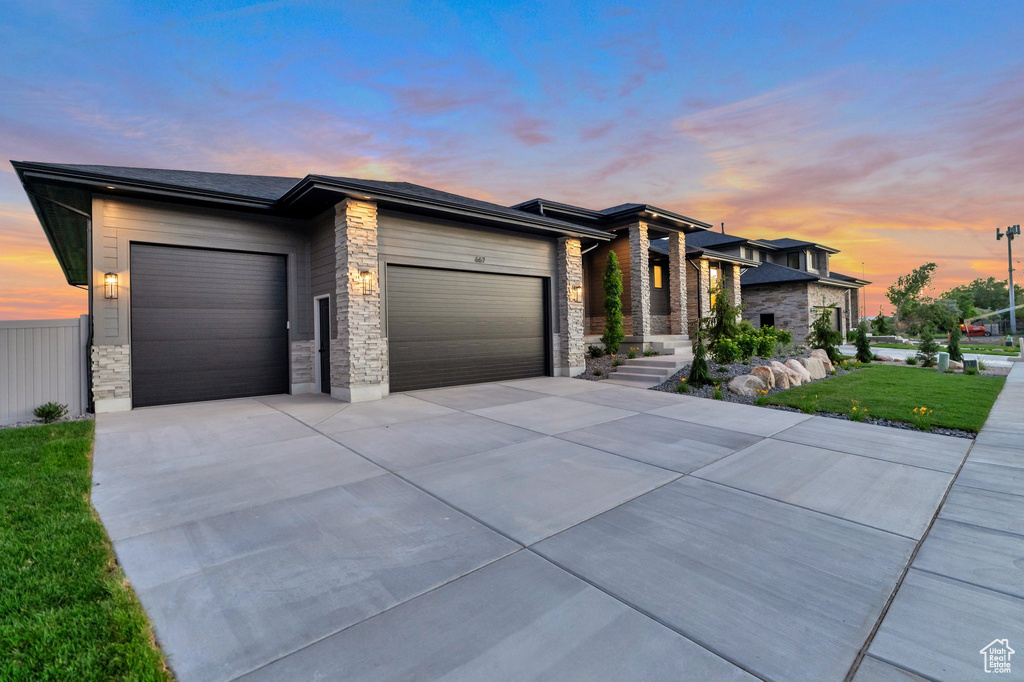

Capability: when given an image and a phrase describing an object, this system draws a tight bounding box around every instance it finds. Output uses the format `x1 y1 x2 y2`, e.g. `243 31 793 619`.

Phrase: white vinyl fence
1 316 89 426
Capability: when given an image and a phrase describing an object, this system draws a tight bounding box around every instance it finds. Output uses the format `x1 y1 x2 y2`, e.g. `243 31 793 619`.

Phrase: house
678 230 869 344
648 237 759 338
512 199 713 348
13 162 622 412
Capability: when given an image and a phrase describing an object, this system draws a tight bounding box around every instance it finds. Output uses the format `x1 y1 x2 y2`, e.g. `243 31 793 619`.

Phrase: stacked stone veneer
686 259 712 335
91 344 130 401
668 232 688 336
729 264 743 308
290 340 315 386
331 199 388 401
557 238 585 374
807 282 851 336
741 283 812 344
628 223 651 338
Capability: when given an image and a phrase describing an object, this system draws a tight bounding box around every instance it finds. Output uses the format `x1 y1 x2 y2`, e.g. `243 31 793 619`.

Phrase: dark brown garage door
387 266 548 392
130 244 289 407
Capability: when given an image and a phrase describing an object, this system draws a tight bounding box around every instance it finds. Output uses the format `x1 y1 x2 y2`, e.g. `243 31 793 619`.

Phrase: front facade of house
696 232 869 343
15 163 622 412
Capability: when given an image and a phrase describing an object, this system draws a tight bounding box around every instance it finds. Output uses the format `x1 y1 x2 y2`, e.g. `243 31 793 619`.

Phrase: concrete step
657 347 694 357
655 340 692 349
602 374 662 388
623 356 690 368
616 365 669 376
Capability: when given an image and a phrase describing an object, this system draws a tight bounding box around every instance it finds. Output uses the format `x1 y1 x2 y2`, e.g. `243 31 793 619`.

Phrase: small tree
946 326 964 362
916 324 941 367
704 283 744 362
872 307 893 335
808 304 843 363
600 251 624 354
886 262 938 322
854 321 873 363
688 334 711 387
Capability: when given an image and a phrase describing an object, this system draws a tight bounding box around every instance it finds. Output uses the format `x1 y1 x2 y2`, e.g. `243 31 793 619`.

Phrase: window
708 265 720 307
787 252 800 269
741 247 752 260
652 265 663 288
808 251 818 269
758 251 765 262
759 313 775 328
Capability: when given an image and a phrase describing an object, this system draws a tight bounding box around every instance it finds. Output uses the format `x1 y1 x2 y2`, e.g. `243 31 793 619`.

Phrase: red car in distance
960 323 991 337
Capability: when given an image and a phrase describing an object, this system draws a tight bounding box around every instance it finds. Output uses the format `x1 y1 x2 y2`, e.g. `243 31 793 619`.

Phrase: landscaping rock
785 359 812 383
875 355 895 362
727 374 766 396
809 349 834 373
798 356 826 380
949 360 963 370
772 360 802 386
750 365 776 389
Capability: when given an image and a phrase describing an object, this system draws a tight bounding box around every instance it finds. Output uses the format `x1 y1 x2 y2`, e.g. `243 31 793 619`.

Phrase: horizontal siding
94 198 310 345
0 317 87 425
309 211 337 338
377 212 555 276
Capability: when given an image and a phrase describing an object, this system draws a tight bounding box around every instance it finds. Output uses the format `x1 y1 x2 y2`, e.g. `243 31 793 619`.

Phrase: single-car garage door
387 265 548 392
130 244 289 407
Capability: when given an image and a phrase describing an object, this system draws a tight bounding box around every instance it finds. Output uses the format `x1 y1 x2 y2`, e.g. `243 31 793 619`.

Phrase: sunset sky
2 1 1022 319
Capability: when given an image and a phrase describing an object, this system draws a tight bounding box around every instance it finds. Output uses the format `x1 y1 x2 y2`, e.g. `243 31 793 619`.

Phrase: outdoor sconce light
571 284 583 302
360 271 373 295
104 272 118 299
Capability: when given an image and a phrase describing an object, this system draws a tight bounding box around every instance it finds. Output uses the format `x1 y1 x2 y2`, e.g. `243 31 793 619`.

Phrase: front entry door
318 297 330 393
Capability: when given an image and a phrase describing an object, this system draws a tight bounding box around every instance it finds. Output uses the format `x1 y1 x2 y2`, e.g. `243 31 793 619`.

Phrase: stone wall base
94 397 132 413
332 382 389 403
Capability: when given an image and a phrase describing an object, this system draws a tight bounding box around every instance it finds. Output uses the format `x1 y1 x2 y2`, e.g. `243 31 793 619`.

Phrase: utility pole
997 224 1020 335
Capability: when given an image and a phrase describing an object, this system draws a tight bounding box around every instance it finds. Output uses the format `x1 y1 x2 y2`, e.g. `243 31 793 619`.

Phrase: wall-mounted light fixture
571 284 583 303
360 270 373 295
104 272 118 299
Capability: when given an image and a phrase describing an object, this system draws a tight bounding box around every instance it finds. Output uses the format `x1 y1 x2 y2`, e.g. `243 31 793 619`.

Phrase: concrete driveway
92 378 974 681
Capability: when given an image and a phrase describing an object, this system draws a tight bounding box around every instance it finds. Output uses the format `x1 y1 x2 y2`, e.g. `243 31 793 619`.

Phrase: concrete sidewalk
860 363 1024 681
91 378 980 681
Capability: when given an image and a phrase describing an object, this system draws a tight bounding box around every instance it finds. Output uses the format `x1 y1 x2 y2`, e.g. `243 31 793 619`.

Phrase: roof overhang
513 197 713 234
685 247 760 267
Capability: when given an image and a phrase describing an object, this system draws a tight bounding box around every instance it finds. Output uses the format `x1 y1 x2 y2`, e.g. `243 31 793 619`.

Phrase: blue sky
2 1 1023 316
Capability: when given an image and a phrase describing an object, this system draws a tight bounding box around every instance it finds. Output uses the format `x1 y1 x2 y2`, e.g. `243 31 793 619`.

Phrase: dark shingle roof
828 271 871 284
741 261 817 286
23 163 301 201
759 237 815 249
684 230 749 248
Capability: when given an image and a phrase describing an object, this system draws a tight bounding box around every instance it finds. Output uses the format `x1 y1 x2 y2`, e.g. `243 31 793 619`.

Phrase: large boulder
875 354 895 362
750 365 776 389
800 356 827 380
727 374 767 396
785 359 813 383
949 359 964 370
771 360 800 387
809 349 834 373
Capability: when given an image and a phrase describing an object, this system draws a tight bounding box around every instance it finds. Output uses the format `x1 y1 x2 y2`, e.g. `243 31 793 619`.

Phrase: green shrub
600 251 625 356
846 330 858 343
676 382 689 393
588 344 606 358
808 304 843 364
964 366 979 375
905 356 918 365
711 338 741 364
712 389 723 400
688 335 712 387
946 328 963 362
592 369 603 376
643 344 659 357
978 360 987 371
872 308 893 335
916 324 941 367
34 402 69 423
854 321 873 363
613 358 624 367
627 347 637 360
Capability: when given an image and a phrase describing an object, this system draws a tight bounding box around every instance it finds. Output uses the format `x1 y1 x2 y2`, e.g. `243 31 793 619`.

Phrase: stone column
667 232 688 336
731 263 743 305
628 222 651 339
698 259 711 320
556 238 585 376
331 199 388 402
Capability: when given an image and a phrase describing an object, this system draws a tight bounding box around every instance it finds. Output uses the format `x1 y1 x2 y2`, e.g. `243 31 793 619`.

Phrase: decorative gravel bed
579 354 617 381
0 412 94 431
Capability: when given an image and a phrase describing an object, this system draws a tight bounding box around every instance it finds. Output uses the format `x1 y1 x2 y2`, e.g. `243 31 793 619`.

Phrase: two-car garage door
386 265 548 392
130 244 289 408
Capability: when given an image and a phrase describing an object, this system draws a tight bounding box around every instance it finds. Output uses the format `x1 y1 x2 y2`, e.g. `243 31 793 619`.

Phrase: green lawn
0 422 171 681
872 342 1018 356
760 364 1005 432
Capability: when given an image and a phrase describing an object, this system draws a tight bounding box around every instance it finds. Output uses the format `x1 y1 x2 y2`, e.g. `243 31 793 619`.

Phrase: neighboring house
513 199 711 344
649 237 759 338
689 231 870 343
13 162 618 412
